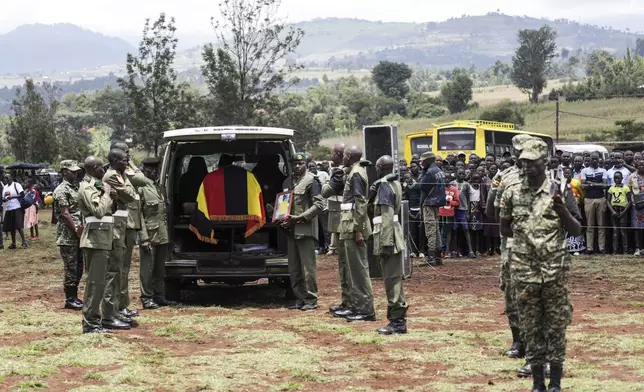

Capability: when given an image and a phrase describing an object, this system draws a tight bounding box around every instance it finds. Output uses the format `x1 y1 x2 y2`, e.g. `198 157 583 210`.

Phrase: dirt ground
1 224 644 391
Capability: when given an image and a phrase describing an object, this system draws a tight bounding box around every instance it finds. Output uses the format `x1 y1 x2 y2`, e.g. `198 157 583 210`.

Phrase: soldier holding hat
282 153 325 311
53 160 84 311
500 139 582 392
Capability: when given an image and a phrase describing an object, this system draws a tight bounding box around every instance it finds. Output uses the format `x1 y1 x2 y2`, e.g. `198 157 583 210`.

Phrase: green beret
291 153 306 162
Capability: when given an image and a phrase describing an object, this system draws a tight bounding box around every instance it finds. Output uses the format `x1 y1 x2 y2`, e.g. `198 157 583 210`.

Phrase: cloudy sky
1 0 643 40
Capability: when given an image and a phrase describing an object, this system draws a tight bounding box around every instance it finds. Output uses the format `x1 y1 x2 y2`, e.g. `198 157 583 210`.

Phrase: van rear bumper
165 258 289 279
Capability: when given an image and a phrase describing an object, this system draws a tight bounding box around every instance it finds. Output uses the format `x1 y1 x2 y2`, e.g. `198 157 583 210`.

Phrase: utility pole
555 95 560 143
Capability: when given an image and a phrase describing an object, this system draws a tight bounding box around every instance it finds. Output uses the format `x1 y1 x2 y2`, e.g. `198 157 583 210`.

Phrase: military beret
142 157 161 166
291 153 306 162
519 139 548 161
420 151 436 160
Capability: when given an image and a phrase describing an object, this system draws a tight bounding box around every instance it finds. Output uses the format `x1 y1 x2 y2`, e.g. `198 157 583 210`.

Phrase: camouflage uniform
339 161 374 316
372 174 407 322
103 168 138 321
77 175 114 331
500 144 581 369
283 155 325 307
322 166 352 310
53 171 83 291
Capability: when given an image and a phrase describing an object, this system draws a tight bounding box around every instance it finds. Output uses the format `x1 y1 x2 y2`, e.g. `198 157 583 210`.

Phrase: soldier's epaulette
385 173 399 182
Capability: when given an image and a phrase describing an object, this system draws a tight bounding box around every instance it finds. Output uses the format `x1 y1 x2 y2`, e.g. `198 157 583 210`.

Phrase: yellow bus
432 120 554 161
403 129 434 164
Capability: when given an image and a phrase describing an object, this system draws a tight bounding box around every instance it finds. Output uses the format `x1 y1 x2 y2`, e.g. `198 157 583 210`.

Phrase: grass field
1 223 644 391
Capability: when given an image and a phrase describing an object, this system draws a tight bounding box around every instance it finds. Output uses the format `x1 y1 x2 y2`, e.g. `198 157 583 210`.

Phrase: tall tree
91 87 132 141
119 13 178 155
440 68 473 113
8 79 59 163
511 25 558 103
371 61 413 99
201 0 304 125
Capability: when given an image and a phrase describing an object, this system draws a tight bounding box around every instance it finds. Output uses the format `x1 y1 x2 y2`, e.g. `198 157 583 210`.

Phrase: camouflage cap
291 152 306 162
512 134 534 151
60 160 81 172
519 139 548 161
420 151 436 160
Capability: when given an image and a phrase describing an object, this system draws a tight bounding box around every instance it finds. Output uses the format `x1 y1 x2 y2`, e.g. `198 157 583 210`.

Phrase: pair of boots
64 286 83 311
531 362 563 392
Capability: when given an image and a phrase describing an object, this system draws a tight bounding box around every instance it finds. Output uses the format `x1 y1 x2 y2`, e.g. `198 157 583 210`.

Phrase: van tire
165 279 182 302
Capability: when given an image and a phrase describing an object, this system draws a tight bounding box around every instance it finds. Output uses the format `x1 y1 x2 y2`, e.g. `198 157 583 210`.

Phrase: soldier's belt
372 216 399 225
340 203 354 211
85 216 114 224
113 210 129 218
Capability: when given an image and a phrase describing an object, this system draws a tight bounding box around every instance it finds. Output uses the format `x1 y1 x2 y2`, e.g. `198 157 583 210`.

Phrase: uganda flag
189 165 266 244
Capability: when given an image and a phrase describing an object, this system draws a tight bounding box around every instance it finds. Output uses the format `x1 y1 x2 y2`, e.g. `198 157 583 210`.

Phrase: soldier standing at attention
102 149 142 330
282 153 325 311
77 156 117 333
371 155 408 335
337 146 374 322
111 141 148 319
322 144 352 314
53 160 85 311
486 135 533 371
500 139 582 392
137 158 174 309
418 152 446 266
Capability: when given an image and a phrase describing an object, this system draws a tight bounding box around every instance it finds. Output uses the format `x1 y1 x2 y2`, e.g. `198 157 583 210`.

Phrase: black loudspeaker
362 125 399 185
362 125 411 279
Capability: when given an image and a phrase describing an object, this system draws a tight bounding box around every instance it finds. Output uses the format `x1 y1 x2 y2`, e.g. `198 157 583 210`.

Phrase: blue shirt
581 166 606 199
419 164 446 207
605 166 631 187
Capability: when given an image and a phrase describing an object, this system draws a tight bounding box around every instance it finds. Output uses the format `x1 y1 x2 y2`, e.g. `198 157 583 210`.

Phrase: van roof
164 126 294 141
556 144 609 153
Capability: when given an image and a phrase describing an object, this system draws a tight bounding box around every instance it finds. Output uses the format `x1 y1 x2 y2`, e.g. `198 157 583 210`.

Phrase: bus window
411 136 432 157
437 128 475 151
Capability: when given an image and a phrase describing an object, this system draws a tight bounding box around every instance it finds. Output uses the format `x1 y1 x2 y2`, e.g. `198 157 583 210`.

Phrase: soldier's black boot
435 250 443 266
507 327 525 358
71 286 84 307
548 362 563 392
377 319 407 335
517 361 532 377
531 364 547 392
425 254 436 267
64 287 83 311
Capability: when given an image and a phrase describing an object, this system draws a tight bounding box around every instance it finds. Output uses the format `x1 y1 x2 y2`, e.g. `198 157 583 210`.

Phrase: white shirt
605 166 631 187
316 170 330 185
2 182 23 211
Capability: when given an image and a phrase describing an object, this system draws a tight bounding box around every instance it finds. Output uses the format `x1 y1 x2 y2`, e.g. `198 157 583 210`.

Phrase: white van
160 126 296 301
556 144 609 160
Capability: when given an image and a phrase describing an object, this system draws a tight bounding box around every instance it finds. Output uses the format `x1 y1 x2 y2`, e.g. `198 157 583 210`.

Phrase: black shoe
82 326 110 334
531 364 547 392
73 298 84 307
518 361 532 377
377 319 407 335
333 308 354 318
21 242 28 248
287 303 304 310
118 316 133 324
425 256 436 267
120 308 139 318
64 287 83 310
7 244 16 250
142 300 161 310
102 319 131 330
154 297 178 307
506 327 525 358
300 304 318 311
548 362 563 392
329 305 345 313
346 313 376 322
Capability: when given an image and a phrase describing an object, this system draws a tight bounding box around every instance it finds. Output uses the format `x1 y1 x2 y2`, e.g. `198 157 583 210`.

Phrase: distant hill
0 23 134 74
293 14 644 68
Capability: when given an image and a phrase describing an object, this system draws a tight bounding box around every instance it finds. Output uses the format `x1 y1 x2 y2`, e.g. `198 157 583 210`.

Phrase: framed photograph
272 191 293 222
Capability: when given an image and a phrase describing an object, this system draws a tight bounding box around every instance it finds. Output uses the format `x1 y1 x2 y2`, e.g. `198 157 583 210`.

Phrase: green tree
480 101 526 126
614 119 644 141
371 61 413 99
56 115 92 162
8 79 59 163
201 0 304 125
119 13 178 155
89 126 113 160
91 87 132 141
440 68 473 113
511 25 558 103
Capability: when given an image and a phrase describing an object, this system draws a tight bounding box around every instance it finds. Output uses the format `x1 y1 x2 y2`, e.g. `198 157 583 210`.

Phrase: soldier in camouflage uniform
282 153 325 311
486 134 534 363
77 156 118 333
337 146 375 322
53 160 84 311
102 148 144 330
322 144 352 314
112 141 148 318
500 139 582 392
137 158 174 309
371 155 408 335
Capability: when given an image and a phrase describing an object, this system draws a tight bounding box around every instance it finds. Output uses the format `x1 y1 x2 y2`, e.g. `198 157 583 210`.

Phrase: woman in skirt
628 161 644 255
23 180 40 240
2 173 27 249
